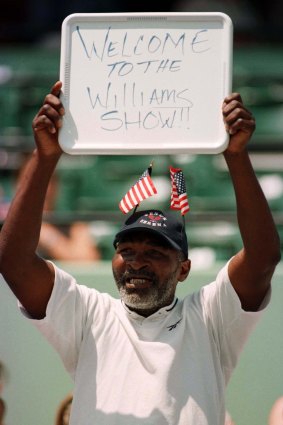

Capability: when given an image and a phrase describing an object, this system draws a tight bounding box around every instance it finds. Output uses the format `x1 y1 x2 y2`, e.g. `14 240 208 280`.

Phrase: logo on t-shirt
167 318 182 331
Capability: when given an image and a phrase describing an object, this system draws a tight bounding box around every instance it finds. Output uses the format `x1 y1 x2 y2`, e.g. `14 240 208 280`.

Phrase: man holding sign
0 81 280 425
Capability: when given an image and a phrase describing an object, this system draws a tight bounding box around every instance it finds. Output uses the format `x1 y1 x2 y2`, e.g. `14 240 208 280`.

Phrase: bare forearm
221 93 280 309
224 149 281 266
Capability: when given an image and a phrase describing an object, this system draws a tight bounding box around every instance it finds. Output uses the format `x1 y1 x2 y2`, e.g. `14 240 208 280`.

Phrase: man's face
112 232 190 317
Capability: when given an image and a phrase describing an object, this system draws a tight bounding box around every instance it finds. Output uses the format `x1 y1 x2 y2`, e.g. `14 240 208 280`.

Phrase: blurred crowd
1 0 283 44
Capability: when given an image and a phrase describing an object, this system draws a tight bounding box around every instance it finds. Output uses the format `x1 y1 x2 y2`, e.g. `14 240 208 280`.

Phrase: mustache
116 268 157 285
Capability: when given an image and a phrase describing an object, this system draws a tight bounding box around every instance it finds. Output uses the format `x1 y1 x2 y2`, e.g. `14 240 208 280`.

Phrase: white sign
59 12 233 154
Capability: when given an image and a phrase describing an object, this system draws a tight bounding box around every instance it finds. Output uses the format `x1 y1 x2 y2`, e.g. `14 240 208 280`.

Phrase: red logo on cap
148 213 162 221
139 212 167 228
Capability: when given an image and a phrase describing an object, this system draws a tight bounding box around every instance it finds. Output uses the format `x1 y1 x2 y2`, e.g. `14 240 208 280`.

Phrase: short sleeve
201 261 270 383
19 264 101 377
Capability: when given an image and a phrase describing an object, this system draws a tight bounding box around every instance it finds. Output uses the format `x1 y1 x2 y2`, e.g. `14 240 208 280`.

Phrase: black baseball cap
113 210 188 258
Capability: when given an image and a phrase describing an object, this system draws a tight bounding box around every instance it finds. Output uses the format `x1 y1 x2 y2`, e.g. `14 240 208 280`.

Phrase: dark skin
0 82 280 319
222 94 281 309
112 233 191 317
0 398 5 425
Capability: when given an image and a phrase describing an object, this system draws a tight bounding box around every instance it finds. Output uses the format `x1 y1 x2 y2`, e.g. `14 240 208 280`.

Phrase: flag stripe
119 199 129 214
142 178 152 196
123 195 132 212
137 180 149 199
129 187 139 205
133 184 144 203
170 166 189 215
148 176 158 194
119 168 158 214
144 176 155 196
125 193 135 210
179 198 188 206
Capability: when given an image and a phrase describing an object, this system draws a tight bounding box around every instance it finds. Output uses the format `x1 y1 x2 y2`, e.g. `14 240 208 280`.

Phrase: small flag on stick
170 166 190 215
119 164 157 214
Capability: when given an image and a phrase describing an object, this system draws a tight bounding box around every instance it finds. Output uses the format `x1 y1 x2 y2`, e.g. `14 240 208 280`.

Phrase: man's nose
126 252 149 269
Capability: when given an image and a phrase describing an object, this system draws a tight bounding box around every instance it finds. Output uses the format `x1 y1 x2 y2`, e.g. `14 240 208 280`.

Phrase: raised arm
0 81 65 319
222 93 281 311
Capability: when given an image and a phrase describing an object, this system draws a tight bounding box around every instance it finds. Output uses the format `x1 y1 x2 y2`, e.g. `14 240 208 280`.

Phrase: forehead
117 230 173 250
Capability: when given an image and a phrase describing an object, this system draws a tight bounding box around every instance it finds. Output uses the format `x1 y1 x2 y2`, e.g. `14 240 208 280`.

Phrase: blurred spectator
268 397 283 425
0 398 6 425
1 1 283 43
225 411 236 425
0 362 7 395
38 173 101 261
0 0 129 43
0 363 7 425
55 394 73 425
15 155 101 262
0 186 10 223
173 0 261 33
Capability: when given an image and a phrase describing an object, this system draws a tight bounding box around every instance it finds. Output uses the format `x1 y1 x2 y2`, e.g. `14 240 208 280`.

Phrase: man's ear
178 259 191 282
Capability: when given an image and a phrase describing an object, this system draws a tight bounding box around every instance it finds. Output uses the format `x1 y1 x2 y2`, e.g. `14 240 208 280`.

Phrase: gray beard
113 269 178 313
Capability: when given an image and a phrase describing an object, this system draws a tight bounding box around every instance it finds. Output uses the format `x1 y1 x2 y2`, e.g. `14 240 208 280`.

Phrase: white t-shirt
21 262 269 425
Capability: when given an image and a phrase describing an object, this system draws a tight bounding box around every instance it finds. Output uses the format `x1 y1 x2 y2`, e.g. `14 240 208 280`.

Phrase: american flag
170 166 190 215
119 167 157 214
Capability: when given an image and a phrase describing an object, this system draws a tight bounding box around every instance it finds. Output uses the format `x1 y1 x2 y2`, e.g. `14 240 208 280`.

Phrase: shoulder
50 263 116 313
181 262 232 311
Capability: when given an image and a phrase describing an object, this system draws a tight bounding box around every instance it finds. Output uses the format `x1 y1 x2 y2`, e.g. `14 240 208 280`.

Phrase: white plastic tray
59 12 233 155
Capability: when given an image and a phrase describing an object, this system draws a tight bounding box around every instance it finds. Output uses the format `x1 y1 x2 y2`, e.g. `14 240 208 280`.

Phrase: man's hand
222 93 255 154
32 81 65 158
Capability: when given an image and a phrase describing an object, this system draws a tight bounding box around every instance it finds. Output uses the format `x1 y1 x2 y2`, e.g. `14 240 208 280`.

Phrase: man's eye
146 250 165 259
117 248 167 261
119 250 134 259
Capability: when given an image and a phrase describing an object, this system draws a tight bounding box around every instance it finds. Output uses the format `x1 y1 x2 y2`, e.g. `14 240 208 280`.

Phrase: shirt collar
121 297 178 320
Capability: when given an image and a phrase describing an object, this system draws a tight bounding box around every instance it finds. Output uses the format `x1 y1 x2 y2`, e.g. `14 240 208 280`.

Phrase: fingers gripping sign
222 93 256 154
33 81 64 134
32 81 65 157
